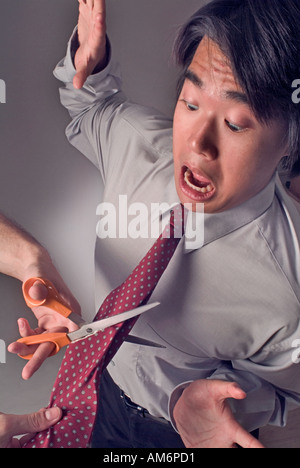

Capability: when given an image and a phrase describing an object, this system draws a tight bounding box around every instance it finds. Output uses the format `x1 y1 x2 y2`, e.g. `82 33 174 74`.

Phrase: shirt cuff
69 27 112 73
168 381 193 433
54 26 116 88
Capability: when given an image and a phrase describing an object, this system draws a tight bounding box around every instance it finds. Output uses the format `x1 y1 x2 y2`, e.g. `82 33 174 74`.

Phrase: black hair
174 0 300 177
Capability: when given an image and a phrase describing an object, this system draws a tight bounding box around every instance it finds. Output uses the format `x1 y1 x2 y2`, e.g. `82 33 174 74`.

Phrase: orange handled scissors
22 277 86 327
17 277 162 360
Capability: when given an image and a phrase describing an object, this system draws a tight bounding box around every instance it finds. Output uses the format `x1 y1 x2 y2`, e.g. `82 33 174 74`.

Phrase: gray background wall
0 0 206 417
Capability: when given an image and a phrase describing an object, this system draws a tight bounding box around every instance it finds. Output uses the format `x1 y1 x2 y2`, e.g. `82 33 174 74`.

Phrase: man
11 0 300 448
0 212 81 447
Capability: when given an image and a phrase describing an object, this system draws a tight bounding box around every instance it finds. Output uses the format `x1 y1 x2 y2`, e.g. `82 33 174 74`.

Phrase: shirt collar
200 175 276 248
162 175 276 252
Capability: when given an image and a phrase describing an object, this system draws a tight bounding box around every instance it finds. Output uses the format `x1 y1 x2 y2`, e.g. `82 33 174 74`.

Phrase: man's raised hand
74 0 107 89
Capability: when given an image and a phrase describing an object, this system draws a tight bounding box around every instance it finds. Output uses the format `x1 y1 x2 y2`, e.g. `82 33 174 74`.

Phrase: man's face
173 36 287 213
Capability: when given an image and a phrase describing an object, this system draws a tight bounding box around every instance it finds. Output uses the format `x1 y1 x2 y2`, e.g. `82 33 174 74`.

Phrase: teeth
184 169 214 194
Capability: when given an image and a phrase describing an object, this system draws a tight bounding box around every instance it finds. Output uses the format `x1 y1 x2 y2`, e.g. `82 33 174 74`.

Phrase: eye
225 120 245 133
180 99 199 112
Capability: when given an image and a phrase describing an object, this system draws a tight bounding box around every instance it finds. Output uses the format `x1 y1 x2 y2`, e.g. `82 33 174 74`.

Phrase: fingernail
45 407 61 421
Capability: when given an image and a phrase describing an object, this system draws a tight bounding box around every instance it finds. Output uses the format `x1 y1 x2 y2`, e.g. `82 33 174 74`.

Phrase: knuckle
28 412 44 432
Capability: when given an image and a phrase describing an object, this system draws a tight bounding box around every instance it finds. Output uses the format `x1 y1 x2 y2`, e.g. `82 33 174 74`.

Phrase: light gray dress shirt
54 30 300 432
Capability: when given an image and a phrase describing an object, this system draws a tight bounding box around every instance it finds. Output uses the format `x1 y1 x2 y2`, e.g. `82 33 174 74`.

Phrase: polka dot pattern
24 205 184 448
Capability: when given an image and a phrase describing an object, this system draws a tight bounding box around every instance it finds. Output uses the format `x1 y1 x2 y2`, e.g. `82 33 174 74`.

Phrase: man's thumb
28 281 48 302
73 69 88 90
13 407 62 436
212 380 247 403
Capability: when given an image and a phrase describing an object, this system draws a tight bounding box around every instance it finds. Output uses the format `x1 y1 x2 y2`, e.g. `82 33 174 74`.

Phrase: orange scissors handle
22 277 72 319
17 332 71 360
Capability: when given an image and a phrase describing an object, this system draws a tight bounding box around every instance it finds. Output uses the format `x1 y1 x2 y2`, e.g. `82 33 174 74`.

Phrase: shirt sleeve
169 342 300 434
53 27 124 178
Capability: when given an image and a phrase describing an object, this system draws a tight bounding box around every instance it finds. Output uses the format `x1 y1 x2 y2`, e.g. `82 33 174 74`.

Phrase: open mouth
180 166 216 202
184 168 214 194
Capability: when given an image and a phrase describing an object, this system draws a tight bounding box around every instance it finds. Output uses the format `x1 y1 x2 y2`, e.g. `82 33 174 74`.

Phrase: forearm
0 213 51 282
54 28 123 171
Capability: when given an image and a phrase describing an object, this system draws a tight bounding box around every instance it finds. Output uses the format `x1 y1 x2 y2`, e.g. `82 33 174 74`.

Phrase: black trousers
90 370 185 448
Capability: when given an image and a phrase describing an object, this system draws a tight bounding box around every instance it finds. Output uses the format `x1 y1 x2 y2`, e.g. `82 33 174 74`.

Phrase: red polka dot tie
23 205 184 448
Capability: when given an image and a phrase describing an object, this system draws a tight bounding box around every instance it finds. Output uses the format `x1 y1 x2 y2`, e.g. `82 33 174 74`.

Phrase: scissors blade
68 312 86 327
68 302 160 343
125 335 166 348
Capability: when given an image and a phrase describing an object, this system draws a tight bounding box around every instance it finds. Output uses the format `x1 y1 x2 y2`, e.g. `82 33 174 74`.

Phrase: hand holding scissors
9 278 163 378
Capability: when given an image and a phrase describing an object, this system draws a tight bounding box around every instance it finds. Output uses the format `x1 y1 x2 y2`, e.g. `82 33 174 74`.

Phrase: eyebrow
184 69 249 105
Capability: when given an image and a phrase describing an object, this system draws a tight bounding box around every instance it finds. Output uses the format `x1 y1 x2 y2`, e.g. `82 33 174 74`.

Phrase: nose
188 117 218 160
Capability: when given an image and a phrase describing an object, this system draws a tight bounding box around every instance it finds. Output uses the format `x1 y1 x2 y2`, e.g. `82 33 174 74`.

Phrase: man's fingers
94 0 106 12
223 382 247 400
7 340 40 357
3 407 62 439
79 0 105 12
73 69 89 90
7 318 41 356
235 425 265 449
21 342 56 380
79 0 94 7
9 338 56 380
17 318 40 338
0 407 62 447
7 317 45 359
209 380 247 403
94 12 106 34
